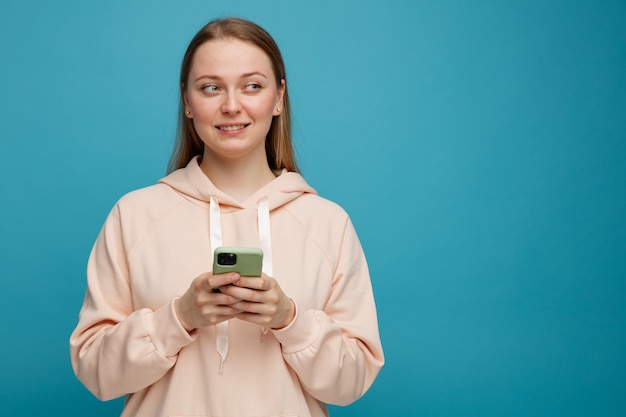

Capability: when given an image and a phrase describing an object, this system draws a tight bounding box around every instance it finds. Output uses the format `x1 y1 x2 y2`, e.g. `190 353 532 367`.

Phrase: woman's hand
174 272 243 332
219 274 296 330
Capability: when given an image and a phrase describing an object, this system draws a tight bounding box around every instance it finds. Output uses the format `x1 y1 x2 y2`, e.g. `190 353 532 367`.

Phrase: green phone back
212 246 263 276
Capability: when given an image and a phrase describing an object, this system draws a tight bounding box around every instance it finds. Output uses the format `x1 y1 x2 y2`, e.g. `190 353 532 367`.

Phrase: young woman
70 17 384 417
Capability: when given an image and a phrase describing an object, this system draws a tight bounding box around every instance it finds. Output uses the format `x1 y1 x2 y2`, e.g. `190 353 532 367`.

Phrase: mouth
216 124 250 131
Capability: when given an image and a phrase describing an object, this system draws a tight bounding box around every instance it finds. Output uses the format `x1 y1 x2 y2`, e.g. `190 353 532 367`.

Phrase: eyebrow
194 71 269 82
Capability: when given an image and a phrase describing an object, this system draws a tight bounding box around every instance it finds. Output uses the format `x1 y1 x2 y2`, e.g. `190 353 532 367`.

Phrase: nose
221 90 242 115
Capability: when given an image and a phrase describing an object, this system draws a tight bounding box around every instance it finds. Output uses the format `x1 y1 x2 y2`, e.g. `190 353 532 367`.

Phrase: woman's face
183 38 284 164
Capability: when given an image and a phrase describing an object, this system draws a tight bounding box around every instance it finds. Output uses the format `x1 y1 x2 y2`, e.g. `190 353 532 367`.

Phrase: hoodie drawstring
209 197 228 373
257 197 273 276
257 197 273 345
209 196 272 373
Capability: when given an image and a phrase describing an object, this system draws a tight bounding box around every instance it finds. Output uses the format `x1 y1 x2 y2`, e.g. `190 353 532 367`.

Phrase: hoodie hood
159 156 317 211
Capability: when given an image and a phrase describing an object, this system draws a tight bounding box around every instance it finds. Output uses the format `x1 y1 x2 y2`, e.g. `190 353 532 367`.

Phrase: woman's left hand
216 274 295 329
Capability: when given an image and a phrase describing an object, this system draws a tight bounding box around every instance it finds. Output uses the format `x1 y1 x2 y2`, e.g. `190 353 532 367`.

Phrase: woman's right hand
174 272 243 332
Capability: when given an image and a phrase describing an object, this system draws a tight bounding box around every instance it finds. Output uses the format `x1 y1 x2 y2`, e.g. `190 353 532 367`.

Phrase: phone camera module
217 252 237 266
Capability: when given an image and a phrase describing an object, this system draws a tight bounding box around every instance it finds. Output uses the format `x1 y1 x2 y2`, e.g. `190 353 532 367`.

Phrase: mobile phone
212 246 263 277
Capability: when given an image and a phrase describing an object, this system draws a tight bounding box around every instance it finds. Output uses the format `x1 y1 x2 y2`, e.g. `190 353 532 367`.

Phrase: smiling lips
217 124 249 131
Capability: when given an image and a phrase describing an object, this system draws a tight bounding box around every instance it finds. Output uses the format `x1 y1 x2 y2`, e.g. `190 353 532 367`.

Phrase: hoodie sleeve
271 216 385 406
69 204 196 401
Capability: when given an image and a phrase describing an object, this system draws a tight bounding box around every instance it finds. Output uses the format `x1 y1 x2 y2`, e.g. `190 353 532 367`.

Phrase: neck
199 151 276 202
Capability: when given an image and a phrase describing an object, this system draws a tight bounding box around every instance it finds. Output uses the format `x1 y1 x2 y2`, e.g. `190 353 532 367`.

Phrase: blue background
1 0 625 416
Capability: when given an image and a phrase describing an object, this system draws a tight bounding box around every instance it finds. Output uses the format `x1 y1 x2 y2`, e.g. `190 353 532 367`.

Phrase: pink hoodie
70 157 384 417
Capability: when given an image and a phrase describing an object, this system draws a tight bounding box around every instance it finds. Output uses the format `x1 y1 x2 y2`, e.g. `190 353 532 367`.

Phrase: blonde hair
167 18 299 174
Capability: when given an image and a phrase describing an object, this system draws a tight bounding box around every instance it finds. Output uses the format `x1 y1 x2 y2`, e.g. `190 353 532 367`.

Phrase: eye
244 83 262 92
201 84 220 94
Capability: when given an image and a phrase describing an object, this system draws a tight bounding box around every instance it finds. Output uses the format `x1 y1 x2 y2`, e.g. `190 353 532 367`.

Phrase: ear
182 83 192 118
273 79 286 116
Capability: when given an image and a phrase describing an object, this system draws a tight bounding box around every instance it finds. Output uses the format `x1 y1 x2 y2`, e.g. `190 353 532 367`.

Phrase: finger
234 311 275 328
205 272 241 291
202 287 243 304
219 284 260 302
231 300 263 314
206 305 243 316
232 276 268 290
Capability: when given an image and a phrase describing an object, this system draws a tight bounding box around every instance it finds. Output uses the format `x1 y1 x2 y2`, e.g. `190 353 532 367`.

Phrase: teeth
218 125 246 131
